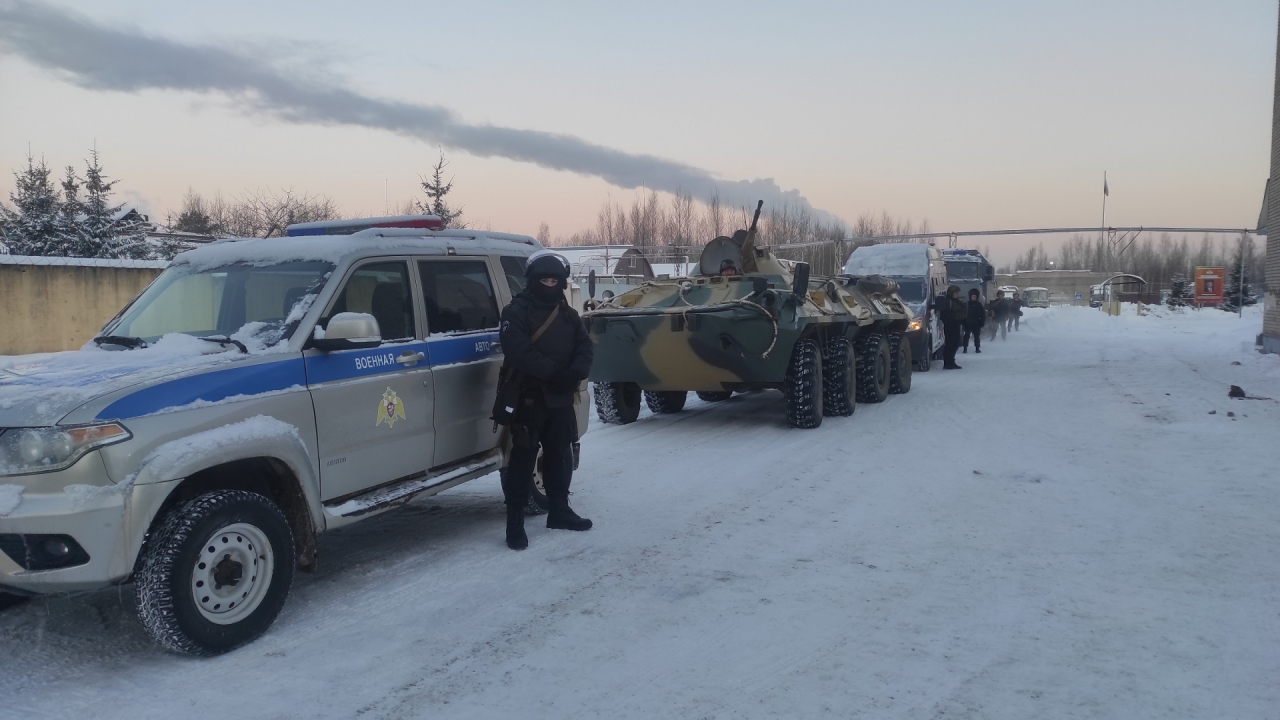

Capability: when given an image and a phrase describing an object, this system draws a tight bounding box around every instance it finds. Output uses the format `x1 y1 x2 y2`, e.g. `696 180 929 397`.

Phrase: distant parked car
1022 287 1049 308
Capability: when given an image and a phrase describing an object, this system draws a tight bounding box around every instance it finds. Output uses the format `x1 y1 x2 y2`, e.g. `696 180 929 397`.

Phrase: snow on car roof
844 243 932 276
173 229 541 272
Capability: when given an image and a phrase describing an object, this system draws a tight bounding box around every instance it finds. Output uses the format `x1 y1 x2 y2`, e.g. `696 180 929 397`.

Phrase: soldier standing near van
989 291 1009 340
1010 292 1023 331
497 251 594 550
962 288 984 353
936 284 966 369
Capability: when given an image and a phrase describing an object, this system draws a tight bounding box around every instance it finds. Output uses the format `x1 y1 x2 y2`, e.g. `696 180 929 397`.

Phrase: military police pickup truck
0 216 588 655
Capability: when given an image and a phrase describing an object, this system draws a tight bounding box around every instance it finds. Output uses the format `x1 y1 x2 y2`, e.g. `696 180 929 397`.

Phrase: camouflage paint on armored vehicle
585 202 916 429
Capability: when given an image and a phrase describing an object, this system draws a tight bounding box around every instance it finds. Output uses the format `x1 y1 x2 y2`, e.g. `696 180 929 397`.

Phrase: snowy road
2 307 1277 719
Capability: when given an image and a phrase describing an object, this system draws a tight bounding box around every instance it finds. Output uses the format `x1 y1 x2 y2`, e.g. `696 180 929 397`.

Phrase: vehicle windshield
893 279 926 303
105 261 334 350
946 262 981 281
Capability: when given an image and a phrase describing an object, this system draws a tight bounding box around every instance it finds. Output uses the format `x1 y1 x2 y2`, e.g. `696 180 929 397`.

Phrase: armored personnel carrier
584 202 915 429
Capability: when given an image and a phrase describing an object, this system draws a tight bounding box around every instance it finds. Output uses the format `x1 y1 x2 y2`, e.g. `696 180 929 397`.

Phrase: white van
843 243 947 371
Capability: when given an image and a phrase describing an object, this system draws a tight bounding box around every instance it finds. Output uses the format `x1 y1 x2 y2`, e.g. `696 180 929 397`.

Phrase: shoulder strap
530 303 561 344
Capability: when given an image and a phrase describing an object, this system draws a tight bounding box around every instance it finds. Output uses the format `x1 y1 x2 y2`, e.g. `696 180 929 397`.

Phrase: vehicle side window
324 262 415 341
499 256 527 297
418 260 500 335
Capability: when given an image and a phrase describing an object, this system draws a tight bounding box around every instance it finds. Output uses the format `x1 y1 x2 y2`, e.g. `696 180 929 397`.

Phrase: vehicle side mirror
588 269 597 299
311 312 382 351
792 262 810 295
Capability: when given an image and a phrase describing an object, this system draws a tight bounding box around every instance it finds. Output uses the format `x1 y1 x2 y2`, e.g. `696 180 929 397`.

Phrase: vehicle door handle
397 351 425 367
490 342 502 353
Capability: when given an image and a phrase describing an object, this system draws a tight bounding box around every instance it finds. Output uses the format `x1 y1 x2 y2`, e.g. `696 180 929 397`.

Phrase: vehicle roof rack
286 215 446 237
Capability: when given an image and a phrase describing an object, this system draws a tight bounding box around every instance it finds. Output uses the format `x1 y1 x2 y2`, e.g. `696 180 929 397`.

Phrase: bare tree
536 221 550 245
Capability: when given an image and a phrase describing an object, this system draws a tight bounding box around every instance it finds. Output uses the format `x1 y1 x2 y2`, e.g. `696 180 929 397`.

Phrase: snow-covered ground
2 306 1277 719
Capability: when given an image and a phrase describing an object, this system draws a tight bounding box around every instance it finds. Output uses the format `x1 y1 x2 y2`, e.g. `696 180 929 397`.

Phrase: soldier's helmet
525 250 570 281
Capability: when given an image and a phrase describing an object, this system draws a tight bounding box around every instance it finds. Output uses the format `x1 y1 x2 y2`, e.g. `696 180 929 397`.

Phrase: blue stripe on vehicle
303 341 431 385
426 332 500 366
96 358 307 420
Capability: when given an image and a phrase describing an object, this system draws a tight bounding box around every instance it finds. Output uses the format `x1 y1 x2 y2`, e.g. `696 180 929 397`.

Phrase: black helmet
968 289 980 299
525 251 570 281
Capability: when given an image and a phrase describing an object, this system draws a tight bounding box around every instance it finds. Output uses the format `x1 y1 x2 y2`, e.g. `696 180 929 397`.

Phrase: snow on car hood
0 334 251 427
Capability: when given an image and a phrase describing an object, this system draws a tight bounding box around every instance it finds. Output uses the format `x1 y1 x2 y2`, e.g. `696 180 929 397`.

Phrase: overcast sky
0 0 1275 261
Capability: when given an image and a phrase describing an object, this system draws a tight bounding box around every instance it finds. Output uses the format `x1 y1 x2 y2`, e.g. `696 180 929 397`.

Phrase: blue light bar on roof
286 215 446 237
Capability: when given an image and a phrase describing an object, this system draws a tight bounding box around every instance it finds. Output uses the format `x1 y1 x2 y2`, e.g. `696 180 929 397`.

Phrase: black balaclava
969 289 980 301
525 252 570 304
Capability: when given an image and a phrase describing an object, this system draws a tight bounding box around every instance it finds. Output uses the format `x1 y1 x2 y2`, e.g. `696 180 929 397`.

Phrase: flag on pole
1103 175 1109 197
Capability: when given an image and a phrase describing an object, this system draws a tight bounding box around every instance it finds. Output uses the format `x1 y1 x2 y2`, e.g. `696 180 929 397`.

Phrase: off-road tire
854 332 891 404
785 338 823 429
888 331 912 394
821 336 856 417
594 382 641 424
136 490 295 656
500 465 549 516
696 391 733 403
644 390 688 414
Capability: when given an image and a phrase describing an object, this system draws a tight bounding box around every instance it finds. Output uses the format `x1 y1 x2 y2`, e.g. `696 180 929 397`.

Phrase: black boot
547 499 592 531
506 503 528 550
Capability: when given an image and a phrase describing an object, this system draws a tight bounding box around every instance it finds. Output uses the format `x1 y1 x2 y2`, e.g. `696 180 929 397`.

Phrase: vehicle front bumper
0 479 175 595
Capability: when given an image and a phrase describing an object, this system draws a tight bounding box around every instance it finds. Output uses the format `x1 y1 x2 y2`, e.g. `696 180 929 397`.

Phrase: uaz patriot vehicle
0 215 588 655
843 243 947 371
585 202 915 429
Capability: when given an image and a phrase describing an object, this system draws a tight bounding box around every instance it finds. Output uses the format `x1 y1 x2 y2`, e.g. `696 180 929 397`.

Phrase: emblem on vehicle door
376 387 406 428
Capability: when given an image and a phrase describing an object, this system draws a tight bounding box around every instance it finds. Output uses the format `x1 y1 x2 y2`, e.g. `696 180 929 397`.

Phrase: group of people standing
935 286 1024 370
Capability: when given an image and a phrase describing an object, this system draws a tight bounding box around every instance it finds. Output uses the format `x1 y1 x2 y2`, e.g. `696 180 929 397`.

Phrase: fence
0 256 165 355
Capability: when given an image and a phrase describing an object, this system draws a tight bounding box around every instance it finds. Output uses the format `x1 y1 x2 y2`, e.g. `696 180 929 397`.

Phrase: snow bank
0 485 22 516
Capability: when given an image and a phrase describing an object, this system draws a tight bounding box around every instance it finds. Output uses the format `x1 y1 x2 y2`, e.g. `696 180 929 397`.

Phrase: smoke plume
0 0 840 225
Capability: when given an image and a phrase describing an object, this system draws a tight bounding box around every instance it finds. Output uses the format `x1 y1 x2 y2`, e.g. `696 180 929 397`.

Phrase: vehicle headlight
908 319 922 332
0 423 131 477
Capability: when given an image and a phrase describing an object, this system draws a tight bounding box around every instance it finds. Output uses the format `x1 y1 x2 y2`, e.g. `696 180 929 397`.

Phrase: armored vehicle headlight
908 319 922 332
0 423 131 477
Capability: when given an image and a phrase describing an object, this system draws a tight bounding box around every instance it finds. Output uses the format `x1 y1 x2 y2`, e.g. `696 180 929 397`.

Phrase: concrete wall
0 263 161 355
995 270 1114 304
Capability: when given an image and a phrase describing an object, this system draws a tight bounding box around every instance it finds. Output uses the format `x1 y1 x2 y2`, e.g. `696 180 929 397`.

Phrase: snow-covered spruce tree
415 151 465 228
0 153 60 256
80 149 152 259
53 165 87 256
1221 242 1257 311
1167 273 1190 308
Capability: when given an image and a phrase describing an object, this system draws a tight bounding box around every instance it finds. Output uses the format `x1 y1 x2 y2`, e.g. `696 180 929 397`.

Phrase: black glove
549 368 581 393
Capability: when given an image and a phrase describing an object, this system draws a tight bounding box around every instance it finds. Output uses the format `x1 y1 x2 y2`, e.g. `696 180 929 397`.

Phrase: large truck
940 249 995 303
843 243 947 371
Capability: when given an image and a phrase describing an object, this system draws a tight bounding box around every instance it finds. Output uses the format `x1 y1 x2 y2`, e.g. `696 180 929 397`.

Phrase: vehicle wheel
888 331 912 394
854 332 891 404
136 490 295 656
785 337 823 429
644 390 688 414
821 335 856 417
914 324 932 372
696 391 733 402
593 382 641 424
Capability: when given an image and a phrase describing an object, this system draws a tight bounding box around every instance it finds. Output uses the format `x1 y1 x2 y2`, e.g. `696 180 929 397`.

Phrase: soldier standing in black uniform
498 251 594 550
936 284 967 369
961 288 985 354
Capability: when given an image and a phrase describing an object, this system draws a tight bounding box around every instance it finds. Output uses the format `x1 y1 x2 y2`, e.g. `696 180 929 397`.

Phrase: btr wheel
785 337 823 429
821 335 856 417
644 390 688 414
888 331 912 394
593 382 641 424
695 391 733 402
854 332 891 404
136 490 295 656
